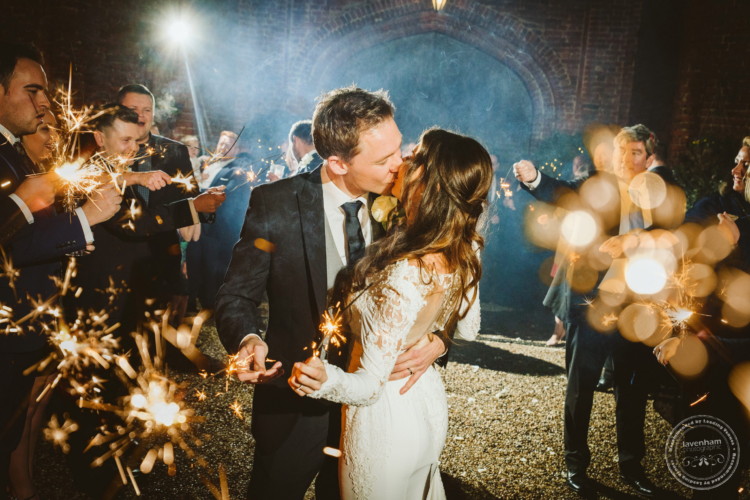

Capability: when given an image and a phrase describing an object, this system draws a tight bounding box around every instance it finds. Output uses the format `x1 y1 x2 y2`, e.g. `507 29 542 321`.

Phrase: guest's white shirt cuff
523 172 542 190
239 333 262 350
8 193 33 223
75 207 95 244
188 198 200 224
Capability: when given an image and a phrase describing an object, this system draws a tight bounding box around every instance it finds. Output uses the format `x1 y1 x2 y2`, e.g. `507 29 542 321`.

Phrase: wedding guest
515 124 676 497
178 133 202 178
0 42 121 495
117 84 225 322
188 133 258 310
19 109 57 169
288 120 322 175
198 130 237 189
7 107 60 500
685 137 750 224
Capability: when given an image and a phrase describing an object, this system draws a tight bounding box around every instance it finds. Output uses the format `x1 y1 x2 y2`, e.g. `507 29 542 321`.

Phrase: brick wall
669 0 750 157
6 0 749 158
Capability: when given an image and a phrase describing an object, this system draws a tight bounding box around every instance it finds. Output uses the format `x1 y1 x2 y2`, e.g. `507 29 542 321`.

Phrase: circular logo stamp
665 415 740 490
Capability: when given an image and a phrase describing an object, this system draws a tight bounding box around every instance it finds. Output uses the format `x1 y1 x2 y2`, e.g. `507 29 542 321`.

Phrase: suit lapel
0 140 29 185
297 167 327 314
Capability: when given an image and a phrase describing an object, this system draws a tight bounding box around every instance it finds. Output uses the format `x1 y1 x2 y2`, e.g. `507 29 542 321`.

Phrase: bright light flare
560 210 598 247
625 257 667 295
618 303 671 346
668 334 708 378
165 16 193 47
628 171 667 210
127 378 189 429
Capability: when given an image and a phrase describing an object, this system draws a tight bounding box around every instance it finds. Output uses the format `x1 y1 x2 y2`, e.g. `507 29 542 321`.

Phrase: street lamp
432 0 447 11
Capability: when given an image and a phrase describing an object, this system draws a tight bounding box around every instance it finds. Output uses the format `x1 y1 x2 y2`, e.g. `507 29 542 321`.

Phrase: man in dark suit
116 84 225 319
216 87 447 499
0 42 122 493
72 104 181 328
515 124 678 497
289 119 323 176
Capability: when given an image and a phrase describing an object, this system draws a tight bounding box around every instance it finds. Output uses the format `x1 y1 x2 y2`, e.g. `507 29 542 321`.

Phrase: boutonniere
370 195 404 230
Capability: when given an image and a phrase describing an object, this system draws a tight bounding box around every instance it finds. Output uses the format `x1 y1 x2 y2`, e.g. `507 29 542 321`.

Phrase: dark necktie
341 200 365 265
13 141 38 175
134 144 151 205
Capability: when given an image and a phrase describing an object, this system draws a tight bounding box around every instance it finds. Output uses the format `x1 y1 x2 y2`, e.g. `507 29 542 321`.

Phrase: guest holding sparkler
289 128 489 499
216 87 446 499
116 83 225 320
0 42 123 497
514 125 679 497
188 131 258 310
72 104 214 332
6 106 60 500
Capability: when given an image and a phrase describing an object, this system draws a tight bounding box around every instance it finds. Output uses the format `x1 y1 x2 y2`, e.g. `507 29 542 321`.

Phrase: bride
288 128 493 499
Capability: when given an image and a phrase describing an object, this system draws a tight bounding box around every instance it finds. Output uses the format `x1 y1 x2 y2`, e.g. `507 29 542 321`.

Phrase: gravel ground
32 304 748 499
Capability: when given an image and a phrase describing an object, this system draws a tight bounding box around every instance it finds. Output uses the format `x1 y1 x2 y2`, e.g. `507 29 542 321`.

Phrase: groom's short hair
312 86 395 162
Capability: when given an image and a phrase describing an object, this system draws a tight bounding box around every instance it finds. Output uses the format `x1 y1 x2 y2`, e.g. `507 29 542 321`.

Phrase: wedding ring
408 368 414 375
295 384 302 390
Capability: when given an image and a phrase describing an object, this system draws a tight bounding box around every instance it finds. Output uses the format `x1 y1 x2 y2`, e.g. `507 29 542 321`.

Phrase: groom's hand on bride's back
236 335 283 383
390 333 447 395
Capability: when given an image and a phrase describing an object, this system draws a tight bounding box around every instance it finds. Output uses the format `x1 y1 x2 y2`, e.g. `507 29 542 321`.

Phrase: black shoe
620 470 657 497
595 374 613 392
566 471 594 497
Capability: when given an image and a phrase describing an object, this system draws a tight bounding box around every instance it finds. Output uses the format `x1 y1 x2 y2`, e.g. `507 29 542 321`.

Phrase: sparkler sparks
170 172 196 192
44 414 79 453
316 306 346 361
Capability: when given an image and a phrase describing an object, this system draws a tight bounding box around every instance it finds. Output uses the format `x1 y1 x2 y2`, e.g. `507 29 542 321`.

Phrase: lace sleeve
455 287 480 341
309 264 425 406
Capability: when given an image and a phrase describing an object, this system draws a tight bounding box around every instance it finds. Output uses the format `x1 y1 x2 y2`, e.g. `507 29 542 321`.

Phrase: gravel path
33 310 747 499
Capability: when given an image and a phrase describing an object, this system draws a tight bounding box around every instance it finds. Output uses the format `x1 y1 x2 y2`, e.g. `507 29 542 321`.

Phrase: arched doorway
317 32 534 160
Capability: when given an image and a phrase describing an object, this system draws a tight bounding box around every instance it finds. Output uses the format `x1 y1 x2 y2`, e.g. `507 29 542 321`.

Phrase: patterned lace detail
455 292 481 341
308 260 462 498
309 260 428 406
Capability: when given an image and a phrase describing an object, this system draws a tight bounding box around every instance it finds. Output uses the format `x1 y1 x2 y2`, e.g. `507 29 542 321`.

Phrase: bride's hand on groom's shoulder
289 357 327 397
390 334 446 395
236 336 283 384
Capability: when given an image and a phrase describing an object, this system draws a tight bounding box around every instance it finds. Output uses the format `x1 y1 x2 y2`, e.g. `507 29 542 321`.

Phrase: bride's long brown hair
333 128 493 331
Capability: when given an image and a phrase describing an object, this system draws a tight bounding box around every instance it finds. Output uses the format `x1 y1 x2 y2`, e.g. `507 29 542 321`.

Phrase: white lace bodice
309 259 480 406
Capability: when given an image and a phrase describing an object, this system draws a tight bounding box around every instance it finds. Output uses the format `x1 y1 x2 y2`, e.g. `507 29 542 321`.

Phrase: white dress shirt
0 123 34 223
322 178 372 265
0 122 94 242
199 158 231 189
238 177 372 349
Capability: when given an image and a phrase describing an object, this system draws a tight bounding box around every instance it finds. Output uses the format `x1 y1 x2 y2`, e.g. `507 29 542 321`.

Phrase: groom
215 86 447 499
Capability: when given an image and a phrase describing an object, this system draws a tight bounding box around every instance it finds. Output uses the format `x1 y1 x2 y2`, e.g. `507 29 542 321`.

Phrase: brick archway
291 3 573 142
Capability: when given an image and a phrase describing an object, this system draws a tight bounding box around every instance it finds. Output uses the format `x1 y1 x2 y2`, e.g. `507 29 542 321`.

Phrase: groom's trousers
563 314 655 475
247 406 341 499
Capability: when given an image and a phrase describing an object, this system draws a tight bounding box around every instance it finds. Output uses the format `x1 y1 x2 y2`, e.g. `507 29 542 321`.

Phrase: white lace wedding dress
309 259 480 499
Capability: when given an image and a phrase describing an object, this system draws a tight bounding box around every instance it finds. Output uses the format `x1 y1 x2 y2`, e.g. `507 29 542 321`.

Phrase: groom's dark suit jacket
216 166 383 452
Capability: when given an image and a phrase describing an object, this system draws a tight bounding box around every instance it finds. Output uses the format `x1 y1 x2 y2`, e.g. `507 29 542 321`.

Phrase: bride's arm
455 286 481 341
290 279 422 406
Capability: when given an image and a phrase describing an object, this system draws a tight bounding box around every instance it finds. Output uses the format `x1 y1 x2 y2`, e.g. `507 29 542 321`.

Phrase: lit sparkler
315 306 345 361
44 414 79 453
170 171 196 192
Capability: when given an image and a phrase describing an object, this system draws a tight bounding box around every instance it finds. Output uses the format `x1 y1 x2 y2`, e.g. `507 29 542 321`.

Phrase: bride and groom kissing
215 86 493 499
